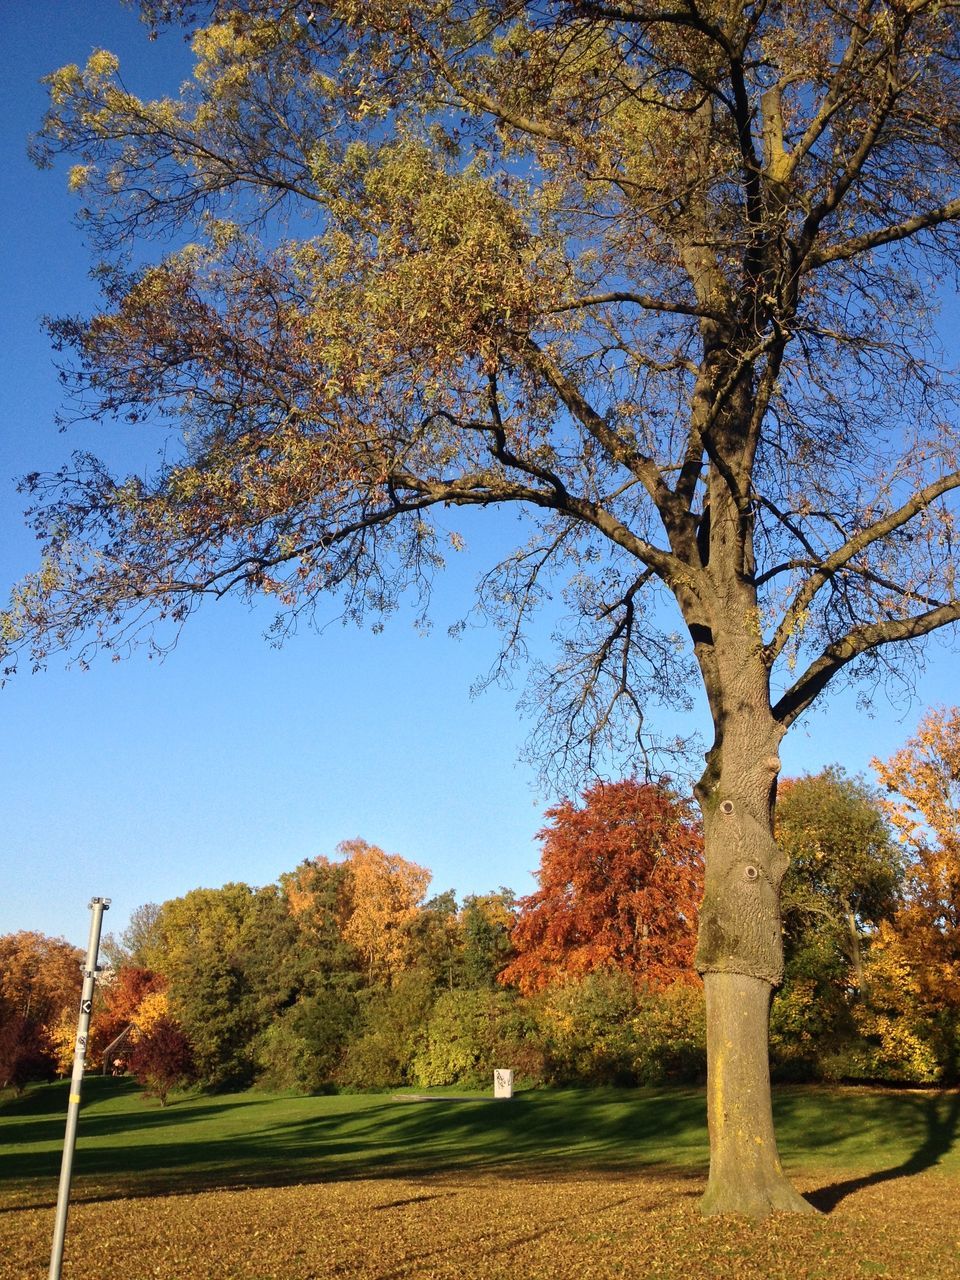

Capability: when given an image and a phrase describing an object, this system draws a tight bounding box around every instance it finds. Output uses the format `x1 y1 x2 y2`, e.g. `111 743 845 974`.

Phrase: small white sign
494 1068 514 1099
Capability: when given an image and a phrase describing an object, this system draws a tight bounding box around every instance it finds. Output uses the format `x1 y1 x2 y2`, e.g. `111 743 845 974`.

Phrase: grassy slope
1 1078 958 1207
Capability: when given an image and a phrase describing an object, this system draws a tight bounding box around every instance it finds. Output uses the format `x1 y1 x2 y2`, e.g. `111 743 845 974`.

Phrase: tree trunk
701 972 813 1216
844 900 865 995
692 657 816 1217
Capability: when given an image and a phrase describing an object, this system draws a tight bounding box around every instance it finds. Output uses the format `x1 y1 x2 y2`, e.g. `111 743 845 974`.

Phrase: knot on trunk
695 799 785 985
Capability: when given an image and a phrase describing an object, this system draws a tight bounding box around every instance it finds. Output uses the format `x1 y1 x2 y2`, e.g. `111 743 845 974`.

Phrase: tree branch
774 599 960 729
807 196 960 270
548 290 720 321
768 470 960 661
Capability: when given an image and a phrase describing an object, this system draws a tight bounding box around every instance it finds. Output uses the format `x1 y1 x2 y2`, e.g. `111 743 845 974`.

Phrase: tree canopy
776 767 902 990
874 706 960 1012
5 0 959 769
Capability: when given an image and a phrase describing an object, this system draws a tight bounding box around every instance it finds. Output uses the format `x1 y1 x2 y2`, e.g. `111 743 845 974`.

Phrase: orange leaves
501 779 703 996
101 964 166 1024
337 838 432 984
872 707 960 1013
873 705 960 851
87 965 168 1069
0 931 83 1026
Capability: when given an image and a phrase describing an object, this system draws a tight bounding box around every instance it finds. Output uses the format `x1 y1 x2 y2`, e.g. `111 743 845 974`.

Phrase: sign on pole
48 897 110 1280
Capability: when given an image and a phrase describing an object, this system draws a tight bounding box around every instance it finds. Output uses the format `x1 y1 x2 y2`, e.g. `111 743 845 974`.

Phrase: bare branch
774 599 960 729
548 290 719 321
768 470 960 662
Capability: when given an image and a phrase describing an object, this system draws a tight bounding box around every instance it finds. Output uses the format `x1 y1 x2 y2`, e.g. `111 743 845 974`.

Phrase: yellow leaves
67 164 92 192
341 136 550 368
873 705 960 853
191 19 288 93
343 139 370 174
770 978 819 1053
86 49 120 80
338 839 432 983
853 1005 939 1082
0 608 23 645
47 1008 78 1076
133 988 169 1034
167 466 204 503
47 63 82 107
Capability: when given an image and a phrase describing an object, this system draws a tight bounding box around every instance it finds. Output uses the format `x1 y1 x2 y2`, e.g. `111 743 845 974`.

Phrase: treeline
86 780 705 1100
3 707 959 1099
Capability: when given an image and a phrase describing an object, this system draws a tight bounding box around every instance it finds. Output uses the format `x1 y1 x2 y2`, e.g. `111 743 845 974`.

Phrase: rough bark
701 972 814 1217
693 626 815 1215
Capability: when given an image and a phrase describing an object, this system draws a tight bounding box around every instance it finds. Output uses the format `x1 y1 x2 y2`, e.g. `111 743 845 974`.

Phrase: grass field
1 1079 959 1278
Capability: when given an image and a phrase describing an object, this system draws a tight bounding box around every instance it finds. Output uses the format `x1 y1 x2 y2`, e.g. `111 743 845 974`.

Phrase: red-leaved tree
128 1016 194 1106
501 780 703 996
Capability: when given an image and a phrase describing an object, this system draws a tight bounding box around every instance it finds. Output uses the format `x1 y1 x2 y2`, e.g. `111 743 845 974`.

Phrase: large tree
336 838 432 984
5 0 960 1214
142 882 303 1087
0 932 83 1029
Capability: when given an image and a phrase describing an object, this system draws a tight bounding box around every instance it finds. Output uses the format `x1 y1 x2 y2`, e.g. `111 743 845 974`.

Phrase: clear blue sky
2 2 956 952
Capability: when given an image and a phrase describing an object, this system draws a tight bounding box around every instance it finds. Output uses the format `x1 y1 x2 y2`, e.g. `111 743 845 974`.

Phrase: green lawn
2 1077 958 1209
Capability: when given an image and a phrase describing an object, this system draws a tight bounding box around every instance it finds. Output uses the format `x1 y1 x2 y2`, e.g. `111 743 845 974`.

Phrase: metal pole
49 897 110 1280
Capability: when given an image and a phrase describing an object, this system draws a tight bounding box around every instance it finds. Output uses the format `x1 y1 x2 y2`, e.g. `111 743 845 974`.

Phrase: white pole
48 897 110 1280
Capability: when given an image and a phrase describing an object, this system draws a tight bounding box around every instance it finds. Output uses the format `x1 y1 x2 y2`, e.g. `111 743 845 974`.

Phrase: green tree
777 768 902 994
412 986 529 1087
253 985 358 1091
407 889 462 991
8 0 960 1213
280 856 362 984
338 968 436 1090
769 769 903 1080
101 903 163 969
144 882 302 1088
460 891 517 989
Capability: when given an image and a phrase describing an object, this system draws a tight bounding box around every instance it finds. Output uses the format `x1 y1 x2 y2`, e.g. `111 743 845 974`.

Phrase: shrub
412 988 536 1088
254 987 357 1092
630 981 706 1084
532 971 642 1085
337 969 435 1090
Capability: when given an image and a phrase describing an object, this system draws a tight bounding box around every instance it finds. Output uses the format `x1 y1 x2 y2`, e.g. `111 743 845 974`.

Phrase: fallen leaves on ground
3 1170 958 1279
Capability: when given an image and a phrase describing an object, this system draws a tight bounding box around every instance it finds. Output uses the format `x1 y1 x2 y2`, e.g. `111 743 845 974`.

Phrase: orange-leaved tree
501 779 703 996
280 855 357 969
90 964 167 1070
338 839 431 986
0 932 83 1029
873 707 960 1013
0 931 84 1088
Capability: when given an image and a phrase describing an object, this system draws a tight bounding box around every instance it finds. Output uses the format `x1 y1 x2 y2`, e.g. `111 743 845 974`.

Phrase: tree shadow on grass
0 1086 709 1213
805 1090 960 1213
